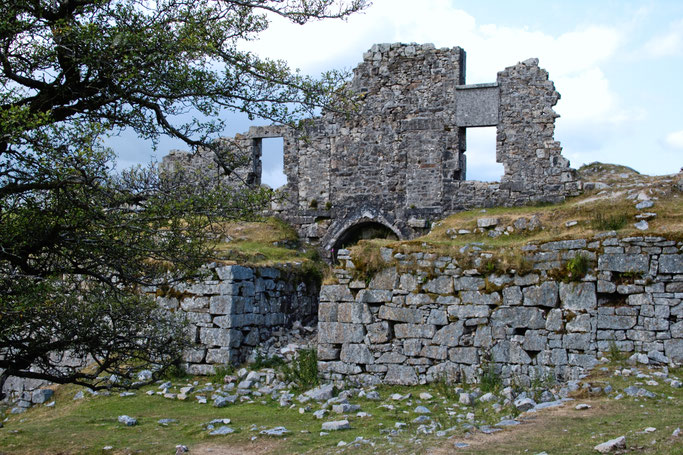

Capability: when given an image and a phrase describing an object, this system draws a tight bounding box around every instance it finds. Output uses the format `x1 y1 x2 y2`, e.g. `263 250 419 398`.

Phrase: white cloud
642 19 683 57
244 1 643 171
664 130 683 149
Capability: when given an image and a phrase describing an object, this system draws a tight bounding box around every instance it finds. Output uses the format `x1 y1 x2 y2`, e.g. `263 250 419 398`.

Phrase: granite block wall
153 264 319 374
318 234 683 386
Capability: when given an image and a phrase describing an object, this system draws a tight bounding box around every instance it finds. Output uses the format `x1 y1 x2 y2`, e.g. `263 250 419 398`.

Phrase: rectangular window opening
465 126 503 182
260 137 287 189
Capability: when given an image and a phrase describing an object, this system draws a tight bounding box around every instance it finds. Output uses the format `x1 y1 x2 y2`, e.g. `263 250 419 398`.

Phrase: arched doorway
332 221 399 259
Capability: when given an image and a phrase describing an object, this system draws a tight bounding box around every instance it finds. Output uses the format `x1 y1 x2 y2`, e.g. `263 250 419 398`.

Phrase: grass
343 166 683 270
210 217 319 266
1 363 681 454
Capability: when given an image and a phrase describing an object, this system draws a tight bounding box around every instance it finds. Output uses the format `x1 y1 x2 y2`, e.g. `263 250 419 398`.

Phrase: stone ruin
162 43 581 258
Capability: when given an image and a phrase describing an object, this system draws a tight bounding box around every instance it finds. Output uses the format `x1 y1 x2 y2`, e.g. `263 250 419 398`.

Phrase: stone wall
317 234 683 386
154 264 319 374
161 43 581 258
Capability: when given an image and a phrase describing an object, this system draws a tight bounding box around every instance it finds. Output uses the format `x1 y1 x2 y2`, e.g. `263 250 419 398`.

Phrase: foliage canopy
0 0 367 398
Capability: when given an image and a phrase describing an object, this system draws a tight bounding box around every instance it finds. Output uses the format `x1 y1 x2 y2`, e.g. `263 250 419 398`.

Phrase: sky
111 0 683 185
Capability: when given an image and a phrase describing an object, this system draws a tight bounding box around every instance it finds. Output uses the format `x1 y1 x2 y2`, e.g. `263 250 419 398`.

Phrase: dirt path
190 439 282 455
429 399 606 455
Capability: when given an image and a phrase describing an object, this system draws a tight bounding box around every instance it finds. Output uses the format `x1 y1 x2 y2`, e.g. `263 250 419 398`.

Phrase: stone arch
322 208 407 259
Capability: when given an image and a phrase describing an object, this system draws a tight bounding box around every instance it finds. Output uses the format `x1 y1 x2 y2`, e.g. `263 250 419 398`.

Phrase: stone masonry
162 43 581 258
152 264 319 374
318 234 683 386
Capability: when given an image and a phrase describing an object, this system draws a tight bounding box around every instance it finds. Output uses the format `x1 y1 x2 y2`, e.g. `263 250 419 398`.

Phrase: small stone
514 397 536 411
137 370 153 381
635 200 654 210
575 403 591 410
209 426 235 435
158 418 178 426
117 415 137 426
477 217 499 228
321 420 350 431
260 426 290 436
313 410 328 419
412 415 431 424
634 220 649 231
414 406 431 414
643 427 656 433
495 419 520 427
594 435 626 453
175 445 189 454
419 392 433 400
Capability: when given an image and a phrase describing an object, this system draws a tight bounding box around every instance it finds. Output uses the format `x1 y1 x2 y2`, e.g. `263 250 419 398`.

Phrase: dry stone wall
152 264 319 374
318 234 683 386
161 43 581 257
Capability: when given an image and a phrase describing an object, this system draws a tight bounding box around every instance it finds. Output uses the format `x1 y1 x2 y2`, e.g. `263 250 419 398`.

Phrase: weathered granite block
366 321 391 344
216 265 253 281
432 322 465 346
318 322 365 344
659 255 683 274
597 314 636 330
340 344 374 364
559 282 597 311
598 254 649 273
492 307 546 329
357 289 393 303
448 347 478 364
384 365 418 385
394 324 436 338
447 304 490 319
320 285 354 302
523 282 558 307
337 302 373 324
368 268 399 290
378 305 425 323
422 276 454 294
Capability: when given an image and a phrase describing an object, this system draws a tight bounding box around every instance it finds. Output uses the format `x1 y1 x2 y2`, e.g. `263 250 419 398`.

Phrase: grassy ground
1 364 681 454
210 217 320 266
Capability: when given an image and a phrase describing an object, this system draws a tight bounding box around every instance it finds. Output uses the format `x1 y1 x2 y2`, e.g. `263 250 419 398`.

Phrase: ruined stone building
163 43 581 257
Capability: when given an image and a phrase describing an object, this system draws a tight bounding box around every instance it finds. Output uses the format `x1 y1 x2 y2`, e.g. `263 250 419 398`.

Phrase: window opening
465 127 503 182
260 137 286 189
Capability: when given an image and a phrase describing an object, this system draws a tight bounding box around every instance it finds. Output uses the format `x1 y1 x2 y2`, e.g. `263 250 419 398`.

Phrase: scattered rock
514 397 537 411
414 405 431 414
477 217 499 228
634 220 649 231
117 415 137 426
321 420 350 431
594 435 626 453
575 403 591 410
209 426 235 436
158 418 178 426
260 427 290 436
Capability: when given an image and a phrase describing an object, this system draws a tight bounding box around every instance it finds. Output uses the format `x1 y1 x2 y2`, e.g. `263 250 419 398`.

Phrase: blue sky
111 0 683 184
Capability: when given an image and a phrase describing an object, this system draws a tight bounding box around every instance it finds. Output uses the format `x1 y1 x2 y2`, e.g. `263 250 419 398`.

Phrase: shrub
282 348 319 390
479 362 502 393
211 365 236 384
565 254 590 281
591 212 628 231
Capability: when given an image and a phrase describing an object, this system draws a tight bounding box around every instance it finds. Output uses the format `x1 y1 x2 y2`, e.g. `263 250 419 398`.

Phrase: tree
0 0 367 399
